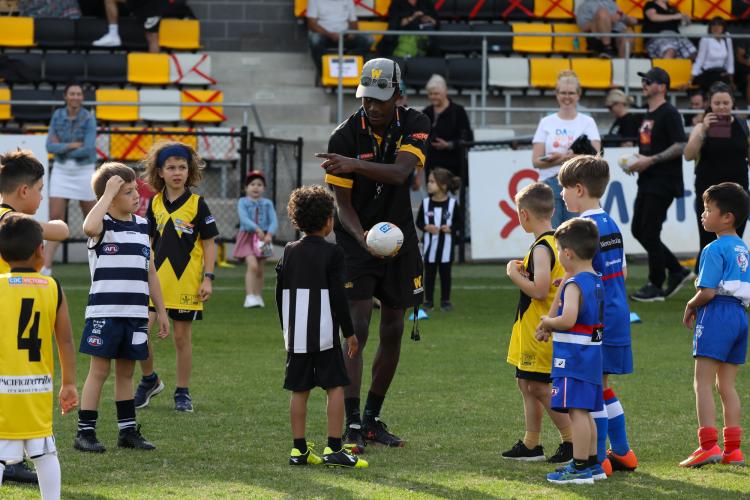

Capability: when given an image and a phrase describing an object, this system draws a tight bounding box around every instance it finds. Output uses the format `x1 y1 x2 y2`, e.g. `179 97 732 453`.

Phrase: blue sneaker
134 375 164 409
587 463 608 481
546 463 594 484
174 391 193 413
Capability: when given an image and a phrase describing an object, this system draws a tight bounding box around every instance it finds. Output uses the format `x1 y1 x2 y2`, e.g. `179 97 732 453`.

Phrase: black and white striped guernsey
86 213 151 319
418 197 458 264
275 236 354 354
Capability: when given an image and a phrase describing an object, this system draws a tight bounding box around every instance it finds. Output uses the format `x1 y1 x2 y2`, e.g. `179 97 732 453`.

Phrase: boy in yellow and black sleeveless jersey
502 182 574 464
0 214 77 498
136 141 218 412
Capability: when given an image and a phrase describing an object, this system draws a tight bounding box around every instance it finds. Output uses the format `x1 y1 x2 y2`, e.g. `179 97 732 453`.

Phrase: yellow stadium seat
108 127 155 161
616 0 644 19
571 59 612 89
627 24 645 55
553 23 587 53
321 54 363 87
512 23 553 53
127 53 170 85
674 0 693 16
529 58 571 88
652 58 693 89
359 21 388 51
96 89 139 122
374 0 391 16
294 0 307 16
0 87 9 120
693 0 731 19
158 19 200 50
0 17 33 47
534 0 575 19
181 90 225 122
151 127 198 150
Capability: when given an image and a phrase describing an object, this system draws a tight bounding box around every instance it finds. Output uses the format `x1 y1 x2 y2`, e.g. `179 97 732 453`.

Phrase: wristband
203 272 215 281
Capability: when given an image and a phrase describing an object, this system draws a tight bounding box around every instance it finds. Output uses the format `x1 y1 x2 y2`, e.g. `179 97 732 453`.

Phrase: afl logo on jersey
102 244 119 255
87 336 103 347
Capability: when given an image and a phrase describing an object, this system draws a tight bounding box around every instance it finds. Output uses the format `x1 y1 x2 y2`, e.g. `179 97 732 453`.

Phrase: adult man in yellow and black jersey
319 58 430 452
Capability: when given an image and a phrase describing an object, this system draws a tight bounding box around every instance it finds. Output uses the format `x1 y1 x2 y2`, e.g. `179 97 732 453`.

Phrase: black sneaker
1 460 37 483
343 424 366 454
664 267 695 299
422 302 434 312
134 376 164 409
322 446 369 468
174 391 193 412
363 417 405 447
629 282 665 302
117 424 156 450
74 430 106 453
441 301 453 312
548 441 574 464
501 440 546 462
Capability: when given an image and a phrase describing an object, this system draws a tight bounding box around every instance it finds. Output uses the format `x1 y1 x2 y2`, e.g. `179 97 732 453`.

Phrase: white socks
32 454 61 500
108 24 119 36
0 461 4 486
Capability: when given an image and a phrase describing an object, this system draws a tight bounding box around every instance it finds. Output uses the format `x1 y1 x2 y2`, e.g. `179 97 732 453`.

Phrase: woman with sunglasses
532 70 601 228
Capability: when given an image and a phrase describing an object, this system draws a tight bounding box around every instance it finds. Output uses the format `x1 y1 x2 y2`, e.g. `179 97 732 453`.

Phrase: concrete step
254 103 331 126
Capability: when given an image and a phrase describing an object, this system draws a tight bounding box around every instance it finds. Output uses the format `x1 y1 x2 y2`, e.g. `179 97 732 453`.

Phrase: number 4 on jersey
18 298 42 362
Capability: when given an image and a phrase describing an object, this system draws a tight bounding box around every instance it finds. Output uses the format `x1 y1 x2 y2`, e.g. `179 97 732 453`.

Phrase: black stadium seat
404 57 448 90
436 23 480 54
479 22 513 53
454 0 495 20
35 18 76 50
447 57 484 90
435 0 456 19
497 0 533 19
11 89 56 123
45 53 86 85
3 53 42 85
75 17 108 49
86 53 127 85
118 17 148 51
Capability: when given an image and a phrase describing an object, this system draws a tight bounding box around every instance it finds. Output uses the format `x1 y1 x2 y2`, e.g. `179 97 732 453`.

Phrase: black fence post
240 126 250 183
296 137 303 189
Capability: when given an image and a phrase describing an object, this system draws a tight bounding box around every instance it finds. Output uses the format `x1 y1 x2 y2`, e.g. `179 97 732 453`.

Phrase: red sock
698 426 718 450
723 427 742 453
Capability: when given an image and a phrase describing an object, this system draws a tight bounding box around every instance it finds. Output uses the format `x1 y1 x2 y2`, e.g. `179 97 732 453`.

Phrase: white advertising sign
468 147 738 260
0 135 49 221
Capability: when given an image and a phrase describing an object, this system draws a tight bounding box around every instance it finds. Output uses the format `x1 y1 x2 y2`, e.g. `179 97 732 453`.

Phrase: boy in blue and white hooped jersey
537 218 605 484
74 163 170 454
680 182 750 468
558 155 637 476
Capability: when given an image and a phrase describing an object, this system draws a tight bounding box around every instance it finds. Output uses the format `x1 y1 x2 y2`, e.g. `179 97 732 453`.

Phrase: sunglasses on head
360 76 396 89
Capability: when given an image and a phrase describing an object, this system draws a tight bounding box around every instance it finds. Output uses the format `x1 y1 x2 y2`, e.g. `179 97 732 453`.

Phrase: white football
366 222 404 257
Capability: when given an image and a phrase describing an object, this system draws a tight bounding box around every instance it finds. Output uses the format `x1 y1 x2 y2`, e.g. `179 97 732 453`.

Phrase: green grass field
3 262 749 499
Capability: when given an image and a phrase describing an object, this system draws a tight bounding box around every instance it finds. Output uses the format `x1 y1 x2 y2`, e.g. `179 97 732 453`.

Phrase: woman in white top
531 70 601 228
692 17 733 93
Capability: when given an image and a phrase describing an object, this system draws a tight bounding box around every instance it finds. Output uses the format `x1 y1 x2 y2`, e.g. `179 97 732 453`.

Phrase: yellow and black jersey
0 204 15 274
0 269 61 439
325 106 430 259
147 189 219 311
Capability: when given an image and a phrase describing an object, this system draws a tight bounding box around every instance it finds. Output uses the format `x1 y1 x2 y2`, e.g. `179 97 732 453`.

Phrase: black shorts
80 318 149 360
284 348 350 392
127 0 162 32
516 368 552 384
149 307 203 321
342 241 424 309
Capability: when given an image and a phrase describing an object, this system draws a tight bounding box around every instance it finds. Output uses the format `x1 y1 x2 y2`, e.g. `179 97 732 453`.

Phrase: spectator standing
627 67 694 302
91 0 164 52
575 0 637 57
605 89 641 147
43 83 97 276
421 74 474 179
643 0 696 59
684 90 706 128
683 82 749 271
692 18 734 93
307 0 372 78
532 70 601 228
379 0 438 57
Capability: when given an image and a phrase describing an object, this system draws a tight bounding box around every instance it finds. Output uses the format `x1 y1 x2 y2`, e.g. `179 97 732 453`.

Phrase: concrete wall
190 0 308 52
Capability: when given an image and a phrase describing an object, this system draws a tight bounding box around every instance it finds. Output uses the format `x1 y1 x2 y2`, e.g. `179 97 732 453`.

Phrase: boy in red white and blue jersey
558 156 637 475
538 218 605 484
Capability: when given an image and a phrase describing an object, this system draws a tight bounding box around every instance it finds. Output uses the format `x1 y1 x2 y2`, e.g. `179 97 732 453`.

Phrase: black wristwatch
203 272 215 281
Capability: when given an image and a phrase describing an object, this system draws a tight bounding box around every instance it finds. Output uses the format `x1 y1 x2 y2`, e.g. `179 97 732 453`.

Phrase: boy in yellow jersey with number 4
0 214 77 499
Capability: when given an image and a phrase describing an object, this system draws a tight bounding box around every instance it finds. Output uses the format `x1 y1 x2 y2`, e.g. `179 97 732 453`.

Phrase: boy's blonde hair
92 162 136 199
515 182 554 219
141 140 205 192
554 217 599 261
557 155 610 199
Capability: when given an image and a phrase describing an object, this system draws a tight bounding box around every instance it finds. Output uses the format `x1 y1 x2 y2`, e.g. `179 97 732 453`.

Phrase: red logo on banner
498 169 539 238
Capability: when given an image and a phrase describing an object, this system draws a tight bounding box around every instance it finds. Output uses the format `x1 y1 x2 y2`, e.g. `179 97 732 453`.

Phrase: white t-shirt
307 0 357 34
532 113 601 180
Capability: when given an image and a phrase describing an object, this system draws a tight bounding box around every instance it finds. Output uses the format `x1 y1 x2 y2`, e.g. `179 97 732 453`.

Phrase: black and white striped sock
116 400 136 431
77 410 98 433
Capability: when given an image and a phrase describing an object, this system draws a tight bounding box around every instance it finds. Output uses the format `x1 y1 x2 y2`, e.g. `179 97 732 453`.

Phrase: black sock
345 397 361 426
77 410 98 433
143 372 158 382
175 387 189 394
328 436 342 451
293 438 307 453
363 391 385 422
588 455 598 467
574 458 588 470
116 400 136 432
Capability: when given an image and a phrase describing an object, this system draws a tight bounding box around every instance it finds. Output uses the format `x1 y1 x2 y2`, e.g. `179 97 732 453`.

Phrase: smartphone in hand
707 115 732 139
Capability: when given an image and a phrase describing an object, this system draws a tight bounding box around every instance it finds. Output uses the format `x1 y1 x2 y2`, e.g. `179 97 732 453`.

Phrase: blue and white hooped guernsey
85 213 151 319
697 234 750 307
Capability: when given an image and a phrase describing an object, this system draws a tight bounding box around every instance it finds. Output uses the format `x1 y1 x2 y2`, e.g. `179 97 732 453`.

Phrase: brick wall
190 0 307 51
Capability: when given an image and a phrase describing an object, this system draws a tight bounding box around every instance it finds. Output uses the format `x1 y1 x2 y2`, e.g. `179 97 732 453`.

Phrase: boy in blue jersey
537 218 605 484
558 155 637 476
680 182 750 467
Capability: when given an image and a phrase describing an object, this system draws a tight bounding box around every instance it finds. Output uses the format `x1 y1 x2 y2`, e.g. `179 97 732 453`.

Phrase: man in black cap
627 66 694 302
317 58 430 452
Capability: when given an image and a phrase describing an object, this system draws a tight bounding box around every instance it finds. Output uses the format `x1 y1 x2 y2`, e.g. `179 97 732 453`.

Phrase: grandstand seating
511 23 553 53
180 90 226 123
159 19 201 50
11 88 55 123
611 58 651 88
95 89 139 122
138 89 181 122
45 54 86 85
447 57 484 90
552 23 587 53
529 57 570 88
127 53 171 85
34 18 75 50
404 57 448 89
87 53 128 85
321 54 363 87
571 58 612 89
652 57 692 88
0 17 33 48
2 53 42 85
437 22 482 54
488 57 529 87
0 87 10 120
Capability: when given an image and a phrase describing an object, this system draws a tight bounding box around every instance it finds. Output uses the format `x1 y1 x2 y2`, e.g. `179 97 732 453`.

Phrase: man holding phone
627 67 694 302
